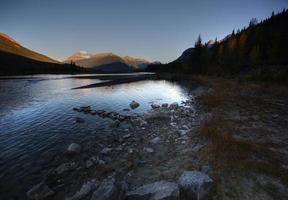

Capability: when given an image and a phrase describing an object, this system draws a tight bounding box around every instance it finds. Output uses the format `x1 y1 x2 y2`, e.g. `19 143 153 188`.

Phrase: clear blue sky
1 0 287 62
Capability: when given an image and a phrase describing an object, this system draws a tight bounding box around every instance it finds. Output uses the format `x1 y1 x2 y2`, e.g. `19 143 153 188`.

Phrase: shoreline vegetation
147 9 288 85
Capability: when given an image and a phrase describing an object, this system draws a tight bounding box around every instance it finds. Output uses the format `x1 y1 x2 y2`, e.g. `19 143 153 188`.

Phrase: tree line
147 9 288 82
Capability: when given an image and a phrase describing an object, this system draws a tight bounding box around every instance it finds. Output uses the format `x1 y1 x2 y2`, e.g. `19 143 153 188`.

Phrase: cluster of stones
27 167 213 200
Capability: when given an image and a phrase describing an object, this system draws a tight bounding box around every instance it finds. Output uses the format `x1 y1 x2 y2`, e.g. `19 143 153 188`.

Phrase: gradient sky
1 0 287 62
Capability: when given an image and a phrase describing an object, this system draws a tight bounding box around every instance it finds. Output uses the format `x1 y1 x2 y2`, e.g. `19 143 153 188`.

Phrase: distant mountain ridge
0 33 81 75
0 32 58 63
65 51 150 71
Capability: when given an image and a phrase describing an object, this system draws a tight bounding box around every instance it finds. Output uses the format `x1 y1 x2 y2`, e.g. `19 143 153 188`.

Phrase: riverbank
23 75 288 200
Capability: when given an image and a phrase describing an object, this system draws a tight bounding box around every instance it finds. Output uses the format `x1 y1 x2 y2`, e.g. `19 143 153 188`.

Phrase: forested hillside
147 9 288 82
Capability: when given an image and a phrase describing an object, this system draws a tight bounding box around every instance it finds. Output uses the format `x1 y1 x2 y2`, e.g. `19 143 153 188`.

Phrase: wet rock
169 102 179 110
90 177 122 200
122 134 131 139
80 106 92 113
126 180 179 200
27 182 55 200
143 147 154 153
67 143 81 154
144 112 171 120
66 179 99 200
150 137 161 144
73 107 80 111
130 101 140 109
110 119 120 128
75 117 85 123
151 104 160 109
161 103 169 108
101 147 113 154
177 171 213 200
131 117 147 127
55 162 77 175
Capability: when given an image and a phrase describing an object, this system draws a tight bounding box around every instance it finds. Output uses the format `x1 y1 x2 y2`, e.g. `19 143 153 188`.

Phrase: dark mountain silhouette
0 32 58 63
147 9 288 82
0 33 82 75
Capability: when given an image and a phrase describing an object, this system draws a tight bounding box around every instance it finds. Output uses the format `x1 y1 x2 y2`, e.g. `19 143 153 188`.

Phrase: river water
0 73 193 199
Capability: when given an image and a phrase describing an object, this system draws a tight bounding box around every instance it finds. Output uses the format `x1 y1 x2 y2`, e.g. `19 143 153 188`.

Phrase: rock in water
130 101 140 109
55 162 77 175
27 182 55 200
90 177 121 200
177 171 213 200
126 181 179 200
151 104 160 109
66 179 99 200
169 102 179 110
75 117 85 123
110 119 120 128
67 143 81 154
161 103 169 108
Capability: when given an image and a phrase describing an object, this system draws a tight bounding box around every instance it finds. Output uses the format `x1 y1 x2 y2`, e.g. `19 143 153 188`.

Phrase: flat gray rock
178 171 213 200
126 181 179 200
27 182 55 200
66 179 99 200
90 177 121 200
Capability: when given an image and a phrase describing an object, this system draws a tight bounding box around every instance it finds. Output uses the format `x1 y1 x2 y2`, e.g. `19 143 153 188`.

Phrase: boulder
55 162 77 175
130 101 140 109
126 181 179 200
151 104 160 109
90 177 122 200
67 143 81 154
110 119 120 128
66 179 99 200
161 103 169 108
27 182 55 200
169 102 179 110
177 171 213 200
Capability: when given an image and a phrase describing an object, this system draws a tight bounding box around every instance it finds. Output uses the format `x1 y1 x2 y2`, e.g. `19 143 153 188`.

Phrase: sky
0 0 287 63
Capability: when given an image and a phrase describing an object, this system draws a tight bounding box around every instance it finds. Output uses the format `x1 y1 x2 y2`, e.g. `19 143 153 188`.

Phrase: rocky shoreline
26 95 214 200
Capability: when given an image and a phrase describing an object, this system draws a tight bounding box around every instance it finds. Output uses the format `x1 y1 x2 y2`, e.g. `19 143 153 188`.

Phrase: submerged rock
55 162 77 175
110 119 120 128
126 180 179 200
75 117 85 123
130 101 140 109
67 143 81 154
151 104 160 109
66 179 99 200
161 103 169 108
90 177 122 200
177 171 213 200
27 182 55 200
